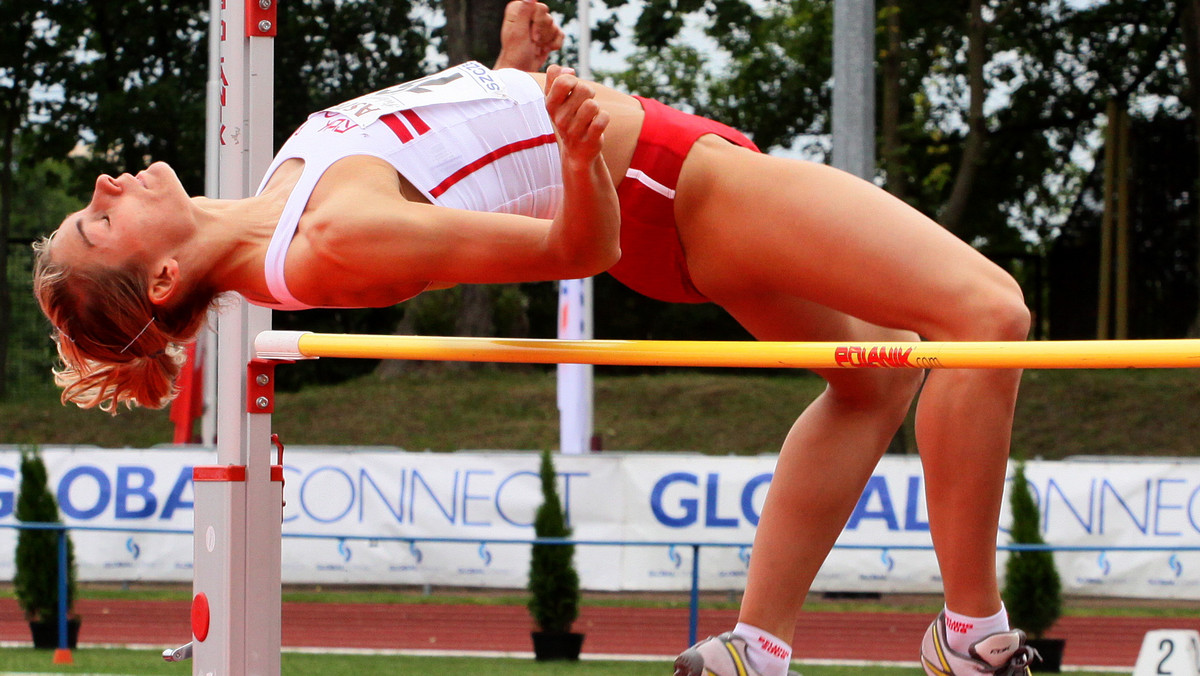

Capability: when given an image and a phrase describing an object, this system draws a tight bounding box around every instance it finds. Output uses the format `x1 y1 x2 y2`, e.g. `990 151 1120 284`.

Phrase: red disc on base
192 593 211 642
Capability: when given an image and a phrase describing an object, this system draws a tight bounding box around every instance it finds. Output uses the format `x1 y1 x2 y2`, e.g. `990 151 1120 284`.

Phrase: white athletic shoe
674 632 801 676
920 611 1040 675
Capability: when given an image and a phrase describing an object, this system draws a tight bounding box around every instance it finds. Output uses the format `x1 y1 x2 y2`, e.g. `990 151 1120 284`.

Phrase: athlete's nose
93 173 121 197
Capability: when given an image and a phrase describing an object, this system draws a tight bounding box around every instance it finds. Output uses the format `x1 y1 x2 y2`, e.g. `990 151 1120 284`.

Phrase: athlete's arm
292 66 619 304
495 0 563 72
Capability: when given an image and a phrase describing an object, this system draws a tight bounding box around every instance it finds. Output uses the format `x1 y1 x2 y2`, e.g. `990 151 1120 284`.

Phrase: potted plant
14 446 80 649
1002 460 1063 672
527 449 584 660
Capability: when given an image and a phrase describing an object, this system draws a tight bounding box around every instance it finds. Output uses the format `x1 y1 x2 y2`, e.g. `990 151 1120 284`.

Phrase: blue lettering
740 473 771 526
496 470 538 527
116 466 157 519
409 469 457 525
0 466 14 518
462 470 493 527
301 466 354 523
905 476 929 531
58 466 110 520
160 467 194 520
705 474 738 528
1100 478 1149 535
846 476 900 530
1045 477 1093 534
359 468 404 523
559 471 586 526
1191 484 1200 533
1154 478 1185 536
651 473 698 528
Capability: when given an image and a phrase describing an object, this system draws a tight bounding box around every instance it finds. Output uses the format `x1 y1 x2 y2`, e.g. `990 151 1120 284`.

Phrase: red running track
2 597 1196 668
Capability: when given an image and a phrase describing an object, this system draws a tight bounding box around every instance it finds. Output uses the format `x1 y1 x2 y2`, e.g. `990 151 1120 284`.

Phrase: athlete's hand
544 64 609 165
495 0 564 72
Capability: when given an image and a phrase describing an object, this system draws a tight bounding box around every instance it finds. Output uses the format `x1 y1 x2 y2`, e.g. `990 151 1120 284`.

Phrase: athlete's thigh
714 288 920 395
675 144 1017 339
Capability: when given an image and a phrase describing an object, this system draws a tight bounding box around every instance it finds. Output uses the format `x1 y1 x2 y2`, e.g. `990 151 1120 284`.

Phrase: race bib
324 61 512 128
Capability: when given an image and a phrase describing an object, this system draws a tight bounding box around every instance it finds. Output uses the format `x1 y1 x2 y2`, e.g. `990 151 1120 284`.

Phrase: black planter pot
1028 637 1065 673
531 631 585 661
29 618 81 650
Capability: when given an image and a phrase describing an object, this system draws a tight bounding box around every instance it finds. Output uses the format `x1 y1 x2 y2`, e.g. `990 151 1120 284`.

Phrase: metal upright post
191 1 281 674
832 0 876 180
557 1 596 455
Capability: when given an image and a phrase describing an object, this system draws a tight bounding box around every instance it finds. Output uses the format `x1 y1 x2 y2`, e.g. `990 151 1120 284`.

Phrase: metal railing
4 521 1200 653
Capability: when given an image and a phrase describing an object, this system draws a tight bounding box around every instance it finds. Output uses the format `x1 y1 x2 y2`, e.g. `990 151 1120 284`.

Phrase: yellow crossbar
253 332 1200 369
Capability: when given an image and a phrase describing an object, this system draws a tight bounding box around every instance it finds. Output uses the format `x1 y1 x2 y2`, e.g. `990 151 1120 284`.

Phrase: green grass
0 647 1125 675
4 367 1200 459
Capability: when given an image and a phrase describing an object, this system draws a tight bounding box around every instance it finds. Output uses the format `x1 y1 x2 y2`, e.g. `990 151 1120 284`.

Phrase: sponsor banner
0 447 1197 599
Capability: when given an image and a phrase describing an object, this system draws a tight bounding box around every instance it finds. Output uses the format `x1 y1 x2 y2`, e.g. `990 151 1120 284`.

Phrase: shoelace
984 644 1041 675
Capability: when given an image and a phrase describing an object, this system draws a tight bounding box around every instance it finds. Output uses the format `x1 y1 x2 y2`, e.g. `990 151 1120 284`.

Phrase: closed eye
74 219 95 248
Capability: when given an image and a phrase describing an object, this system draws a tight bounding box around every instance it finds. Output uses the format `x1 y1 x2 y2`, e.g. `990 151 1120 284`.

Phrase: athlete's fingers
544 67 582 110
549 81 597 136
503 0 537 28
530 4 564 50
555 98 606 157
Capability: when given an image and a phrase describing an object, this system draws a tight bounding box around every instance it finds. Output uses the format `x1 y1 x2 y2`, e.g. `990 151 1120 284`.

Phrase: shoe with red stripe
674 632 801 676
921 611 1040 675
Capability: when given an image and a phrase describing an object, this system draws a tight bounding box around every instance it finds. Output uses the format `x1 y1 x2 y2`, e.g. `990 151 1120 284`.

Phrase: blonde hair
32 237 219 414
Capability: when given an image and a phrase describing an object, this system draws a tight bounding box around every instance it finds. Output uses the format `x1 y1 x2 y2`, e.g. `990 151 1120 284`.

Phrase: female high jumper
34 2 1037 674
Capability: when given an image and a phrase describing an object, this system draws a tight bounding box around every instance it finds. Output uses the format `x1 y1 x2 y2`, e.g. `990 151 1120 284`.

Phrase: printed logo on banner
456 543 495 575
125 537 141 560
880 549 895 574
338 539 352 563
1147 554 1193 589
717 546 753 580
388 541 423 573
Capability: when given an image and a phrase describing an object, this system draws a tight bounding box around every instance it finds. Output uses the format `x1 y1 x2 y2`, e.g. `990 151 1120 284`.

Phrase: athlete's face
50 161 192 271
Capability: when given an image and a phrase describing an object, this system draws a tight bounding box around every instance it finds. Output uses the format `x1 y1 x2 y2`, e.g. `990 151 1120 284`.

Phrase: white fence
1 446 1197 599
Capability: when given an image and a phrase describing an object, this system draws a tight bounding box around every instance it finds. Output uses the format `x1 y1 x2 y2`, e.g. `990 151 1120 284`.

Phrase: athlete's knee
823 367 923 418
935 275 1031 343
973 277 1031 342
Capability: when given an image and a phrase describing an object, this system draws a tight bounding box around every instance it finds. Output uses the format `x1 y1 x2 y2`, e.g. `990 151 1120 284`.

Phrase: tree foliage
5 0 1200 396
527 449 580 634
13 446 77 623
1001 461 1062 639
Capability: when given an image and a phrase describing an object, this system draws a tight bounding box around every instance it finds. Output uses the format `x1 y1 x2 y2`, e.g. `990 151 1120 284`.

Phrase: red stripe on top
399 109 431 135
380 114 413 143
429 133 557 198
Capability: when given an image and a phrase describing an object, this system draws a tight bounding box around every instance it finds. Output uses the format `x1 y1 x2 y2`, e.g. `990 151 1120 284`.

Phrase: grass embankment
2 367 1199 458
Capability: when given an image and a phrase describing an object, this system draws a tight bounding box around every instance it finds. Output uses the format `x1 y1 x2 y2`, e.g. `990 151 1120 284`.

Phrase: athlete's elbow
563 242 620 278
587 242 622 276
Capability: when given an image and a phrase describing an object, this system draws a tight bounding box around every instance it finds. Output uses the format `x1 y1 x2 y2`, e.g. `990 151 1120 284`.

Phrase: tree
14 447 78 628
527 449 580 636
1001 461 1061 640
1178 0 1200 336
0 0 87 398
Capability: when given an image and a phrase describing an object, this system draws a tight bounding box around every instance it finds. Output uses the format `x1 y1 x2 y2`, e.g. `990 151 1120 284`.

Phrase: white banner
1 447 1197 599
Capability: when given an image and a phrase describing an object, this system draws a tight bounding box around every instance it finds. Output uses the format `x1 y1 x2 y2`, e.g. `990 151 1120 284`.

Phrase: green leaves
527 449 580 634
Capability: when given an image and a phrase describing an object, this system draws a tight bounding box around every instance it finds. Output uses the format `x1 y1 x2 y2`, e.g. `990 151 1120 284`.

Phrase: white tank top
252 63 562 310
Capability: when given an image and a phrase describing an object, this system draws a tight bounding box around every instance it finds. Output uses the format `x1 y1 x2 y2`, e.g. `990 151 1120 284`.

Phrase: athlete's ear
148 258 180 306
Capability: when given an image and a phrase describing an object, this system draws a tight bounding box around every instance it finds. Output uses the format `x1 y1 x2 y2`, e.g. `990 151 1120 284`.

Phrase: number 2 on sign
1156 637 1200 674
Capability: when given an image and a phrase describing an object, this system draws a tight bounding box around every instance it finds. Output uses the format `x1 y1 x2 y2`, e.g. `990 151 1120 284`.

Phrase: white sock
734 622 792 676
943 604 1010 655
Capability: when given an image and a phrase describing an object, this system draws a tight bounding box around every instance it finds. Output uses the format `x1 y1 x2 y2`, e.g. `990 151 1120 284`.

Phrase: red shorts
609 96 760 304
